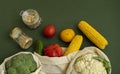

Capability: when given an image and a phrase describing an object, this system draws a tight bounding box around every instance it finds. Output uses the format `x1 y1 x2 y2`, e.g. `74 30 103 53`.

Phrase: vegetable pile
0 9 111 74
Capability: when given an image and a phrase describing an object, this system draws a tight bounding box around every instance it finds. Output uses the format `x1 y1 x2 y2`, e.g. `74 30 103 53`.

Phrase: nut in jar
10 27 33 49
20 9 42 29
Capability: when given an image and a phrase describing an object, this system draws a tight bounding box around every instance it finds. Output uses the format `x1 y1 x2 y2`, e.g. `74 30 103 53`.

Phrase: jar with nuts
20 9 42 29
10 27 33 49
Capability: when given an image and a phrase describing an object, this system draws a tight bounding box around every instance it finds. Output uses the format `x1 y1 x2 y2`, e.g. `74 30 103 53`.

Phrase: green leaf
93 56 111 74
75 56 83 64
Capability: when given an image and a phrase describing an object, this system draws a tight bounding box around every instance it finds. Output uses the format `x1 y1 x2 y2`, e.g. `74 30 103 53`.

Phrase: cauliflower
66 47 111 74
5 53 37 74
74 53 107 74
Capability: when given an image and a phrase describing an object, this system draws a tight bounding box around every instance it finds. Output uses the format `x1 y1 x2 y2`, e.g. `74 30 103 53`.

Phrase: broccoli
5 53 37 74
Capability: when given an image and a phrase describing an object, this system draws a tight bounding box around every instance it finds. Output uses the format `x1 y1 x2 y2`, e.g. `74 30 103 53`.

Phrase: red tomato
44 44 63 57
43 24 56 38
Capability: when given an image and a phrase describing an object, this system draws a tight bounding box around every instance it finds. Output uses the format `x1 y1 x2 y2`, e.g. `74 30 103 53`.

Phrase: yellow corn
78 21 108 49
64 35 83 55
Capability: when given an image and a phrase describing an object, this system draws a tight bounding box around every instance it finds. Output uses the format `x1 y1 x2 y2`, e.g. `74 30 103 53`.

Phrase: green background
0 0 119 73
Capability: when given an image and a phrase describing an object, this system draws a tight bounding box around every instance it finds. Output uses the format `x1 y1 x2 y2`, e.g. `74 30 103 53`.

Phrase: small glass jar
10 27 33 49
20 9 42 29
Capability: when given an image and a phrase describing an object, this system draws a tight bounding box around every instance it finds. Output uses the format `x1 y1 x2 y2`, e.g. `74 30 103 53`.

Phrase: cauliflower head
74 53 108 74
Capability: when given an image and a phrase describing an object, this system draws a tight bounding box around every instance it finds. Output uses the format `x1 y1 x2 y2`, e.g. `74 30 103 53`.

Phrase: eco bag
0 52 42 74
34 47 78 74
66 46 112 74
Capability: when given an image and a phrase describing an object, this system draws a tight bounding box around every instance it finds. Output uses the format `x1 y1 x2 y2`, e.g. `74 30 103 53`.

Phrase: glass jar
10 27 33 49
20 9 42 29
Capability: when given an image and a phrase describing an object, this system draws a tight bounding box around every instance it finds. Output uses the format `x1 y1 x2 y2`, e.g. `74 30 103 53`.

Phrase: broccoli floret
7 67 17 74
29 60 37 72
16 65 30 74
23 54 33 61
25 60 32 68
11 59 23 68
22 54 35 67
5 59 12 69
13 54 25 63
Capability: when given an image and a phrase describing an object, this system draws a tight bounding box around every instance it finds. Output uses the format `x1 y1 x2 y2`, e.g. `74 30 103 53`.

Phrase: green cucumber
35 40 44 55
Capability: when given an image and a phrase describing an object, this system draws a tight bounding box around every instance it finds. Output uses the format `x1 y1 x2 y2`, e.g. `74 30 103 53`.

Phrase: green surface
0 0 120 73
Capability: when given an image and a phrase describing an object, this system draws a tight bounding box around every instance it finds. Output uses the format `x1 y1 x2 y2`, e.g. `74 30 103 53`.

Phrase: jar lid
21 9 40 25
10 27 22 39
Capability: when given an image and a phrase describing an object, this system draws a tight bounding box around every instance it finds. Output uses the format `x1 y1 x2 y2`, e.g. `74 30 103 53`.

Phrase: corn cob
64 35 83 55
78 21 108 49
